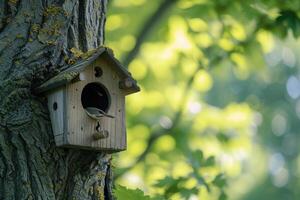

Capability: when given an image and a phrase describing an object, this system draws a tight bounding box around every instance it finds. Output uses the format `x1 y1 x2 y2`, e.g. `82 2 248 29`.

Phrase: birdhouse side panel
65 59 126 151
47 88 66 146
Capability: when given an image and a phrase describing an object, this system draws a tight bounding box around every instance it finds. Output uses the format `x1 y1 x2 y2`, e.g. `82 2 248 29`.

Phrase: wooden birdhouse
35 47 140 152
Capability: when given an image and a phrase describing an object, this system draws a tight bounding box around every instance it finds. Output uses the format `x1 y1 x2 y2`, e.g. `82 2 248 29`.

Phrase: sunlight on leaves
193 70 213 92
168 16 193 51
177 0 208 9
129 59 148 80
181 57 198 76
194 33 213 48
120 35 136 51
171 161 193 178
218 38 234 51
230 22 247 41
256 30 275 53
188 18 208 32
106 1 300 200
114 185 160 200
154 135 176 152
106 14 124 31
230 53 249 79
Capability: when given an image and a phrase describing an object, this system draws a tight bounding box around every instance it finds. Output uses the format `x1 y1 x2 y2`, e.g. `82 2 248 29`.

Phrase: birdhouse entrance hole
81 82 111 113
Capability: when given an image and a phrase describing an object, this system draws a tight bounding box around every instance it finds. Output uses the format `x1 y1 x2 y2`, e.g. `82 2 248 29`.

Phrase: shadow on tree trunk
0 0 114 199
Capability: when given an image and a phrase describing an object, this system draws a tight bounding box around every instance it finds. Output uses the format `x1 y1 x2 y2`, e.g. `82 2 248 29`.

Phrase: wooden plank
93 58 119 149
35 47 140 95
118 91 126 150
65 57 125 151
66 78 86 146
121 93 126 150
54 134 64 146
47 89 64 144
63 88 68 145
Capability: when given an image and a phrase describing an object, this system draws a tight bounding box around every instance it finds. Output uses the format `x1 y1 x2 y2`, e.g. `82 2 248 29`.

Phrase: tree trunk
0 0 114 199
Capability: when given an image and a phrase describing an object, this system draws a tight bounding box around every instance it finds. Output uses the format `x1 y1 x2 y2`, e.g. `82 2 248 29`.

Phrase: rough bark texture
0 0 114 199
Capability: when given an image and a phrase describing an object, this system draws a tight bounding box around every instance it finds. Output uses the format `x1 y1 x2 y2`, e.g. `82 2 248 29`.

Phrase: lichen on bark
0 0 113 199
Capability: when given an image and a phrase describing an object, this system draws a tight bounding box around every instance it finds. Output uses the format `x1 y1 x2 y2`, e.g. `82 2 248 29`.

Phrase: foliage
107 0 300 199
150 150 226 199
114 185 164 200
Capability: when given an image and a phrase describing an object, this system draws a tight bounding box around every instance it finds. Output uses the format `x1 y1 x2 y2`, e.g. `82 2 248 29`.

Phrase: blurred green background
106 0 300 199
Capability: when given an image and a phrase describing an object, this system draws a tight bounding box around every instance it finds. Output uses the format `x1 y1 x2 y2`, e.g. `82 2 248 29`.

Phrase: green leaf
275 10 300 38
194 173 210 192
154 176 189 198
189 149 204 168
114 185 163 200
180 187 199 199
188 150 215 168
154 176 175 187
203 156 215 167
219 191 227 200
212 174 227 189
216 133 230 143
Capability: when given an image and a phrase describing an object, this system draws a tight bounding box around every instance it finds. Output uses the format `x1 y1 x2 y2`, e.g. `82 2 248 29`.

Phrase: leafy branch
115 48 226 179
123 0 178 66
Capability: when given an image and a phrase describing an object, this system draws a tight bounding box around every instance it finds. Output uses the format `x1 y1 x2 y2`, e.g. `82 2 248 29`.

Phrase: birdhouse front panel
36 47 139 152
65 57 127 151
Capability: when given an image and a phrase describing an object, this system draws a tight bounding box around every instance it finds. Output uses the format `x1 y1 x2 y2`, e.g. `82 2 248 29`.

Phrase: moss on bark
0 0 113 199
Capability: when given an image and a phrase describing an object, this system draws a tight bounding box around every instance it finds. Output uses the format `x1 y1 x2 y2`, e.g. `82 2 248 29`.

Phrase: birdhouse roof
35 47 140 94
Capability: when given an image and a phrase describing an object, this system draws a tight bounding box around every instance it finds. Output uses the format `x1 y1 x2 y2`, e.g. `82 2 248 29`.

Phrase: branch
115 7 265 180
115 63 203 179
115 46 232 179
123 0 178 66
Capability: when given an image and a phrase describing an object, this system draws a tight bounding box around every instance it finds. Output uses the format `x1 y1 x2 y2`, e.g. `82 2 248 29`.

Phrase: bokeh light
107 1 300 199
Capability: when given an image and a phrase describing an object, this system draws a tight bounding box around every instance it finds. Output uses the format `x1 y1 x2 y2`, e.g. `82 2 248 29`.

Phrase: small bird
85 107 115 120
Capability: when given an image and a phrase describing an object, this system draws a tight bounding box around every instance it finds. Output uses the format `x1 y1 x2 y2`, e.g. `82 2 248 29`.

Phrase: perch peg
93 130 109 140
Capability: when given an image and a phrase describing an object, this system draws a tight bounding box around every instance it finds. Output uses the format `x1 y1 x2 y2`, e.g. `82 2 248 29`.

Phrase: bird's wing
97 109 115 118
85 107 101 114
85 107 115 118
84 107 101 119
101 113 115 118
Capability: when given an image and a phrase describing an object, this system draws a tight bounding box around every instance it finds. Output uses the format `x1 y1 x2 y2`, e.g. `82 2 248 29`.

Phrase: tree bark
0 0 114 199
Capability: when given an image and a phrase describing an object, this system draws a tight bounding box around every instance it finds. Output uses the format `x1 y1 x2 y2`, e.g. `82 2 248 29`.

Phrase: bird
85 107 115 120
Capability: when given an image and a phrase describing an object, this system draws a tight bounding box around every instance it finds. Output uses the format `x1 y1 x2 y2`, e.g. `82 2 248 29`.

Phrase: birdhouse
35 47 140 152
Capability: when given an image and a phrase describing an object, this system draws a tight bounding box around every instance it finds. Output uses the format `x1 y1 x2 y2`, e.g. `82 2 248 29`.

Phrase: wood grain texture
0 0 114 199
48 89 64 137
65 57 126 151
35 47 140 94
